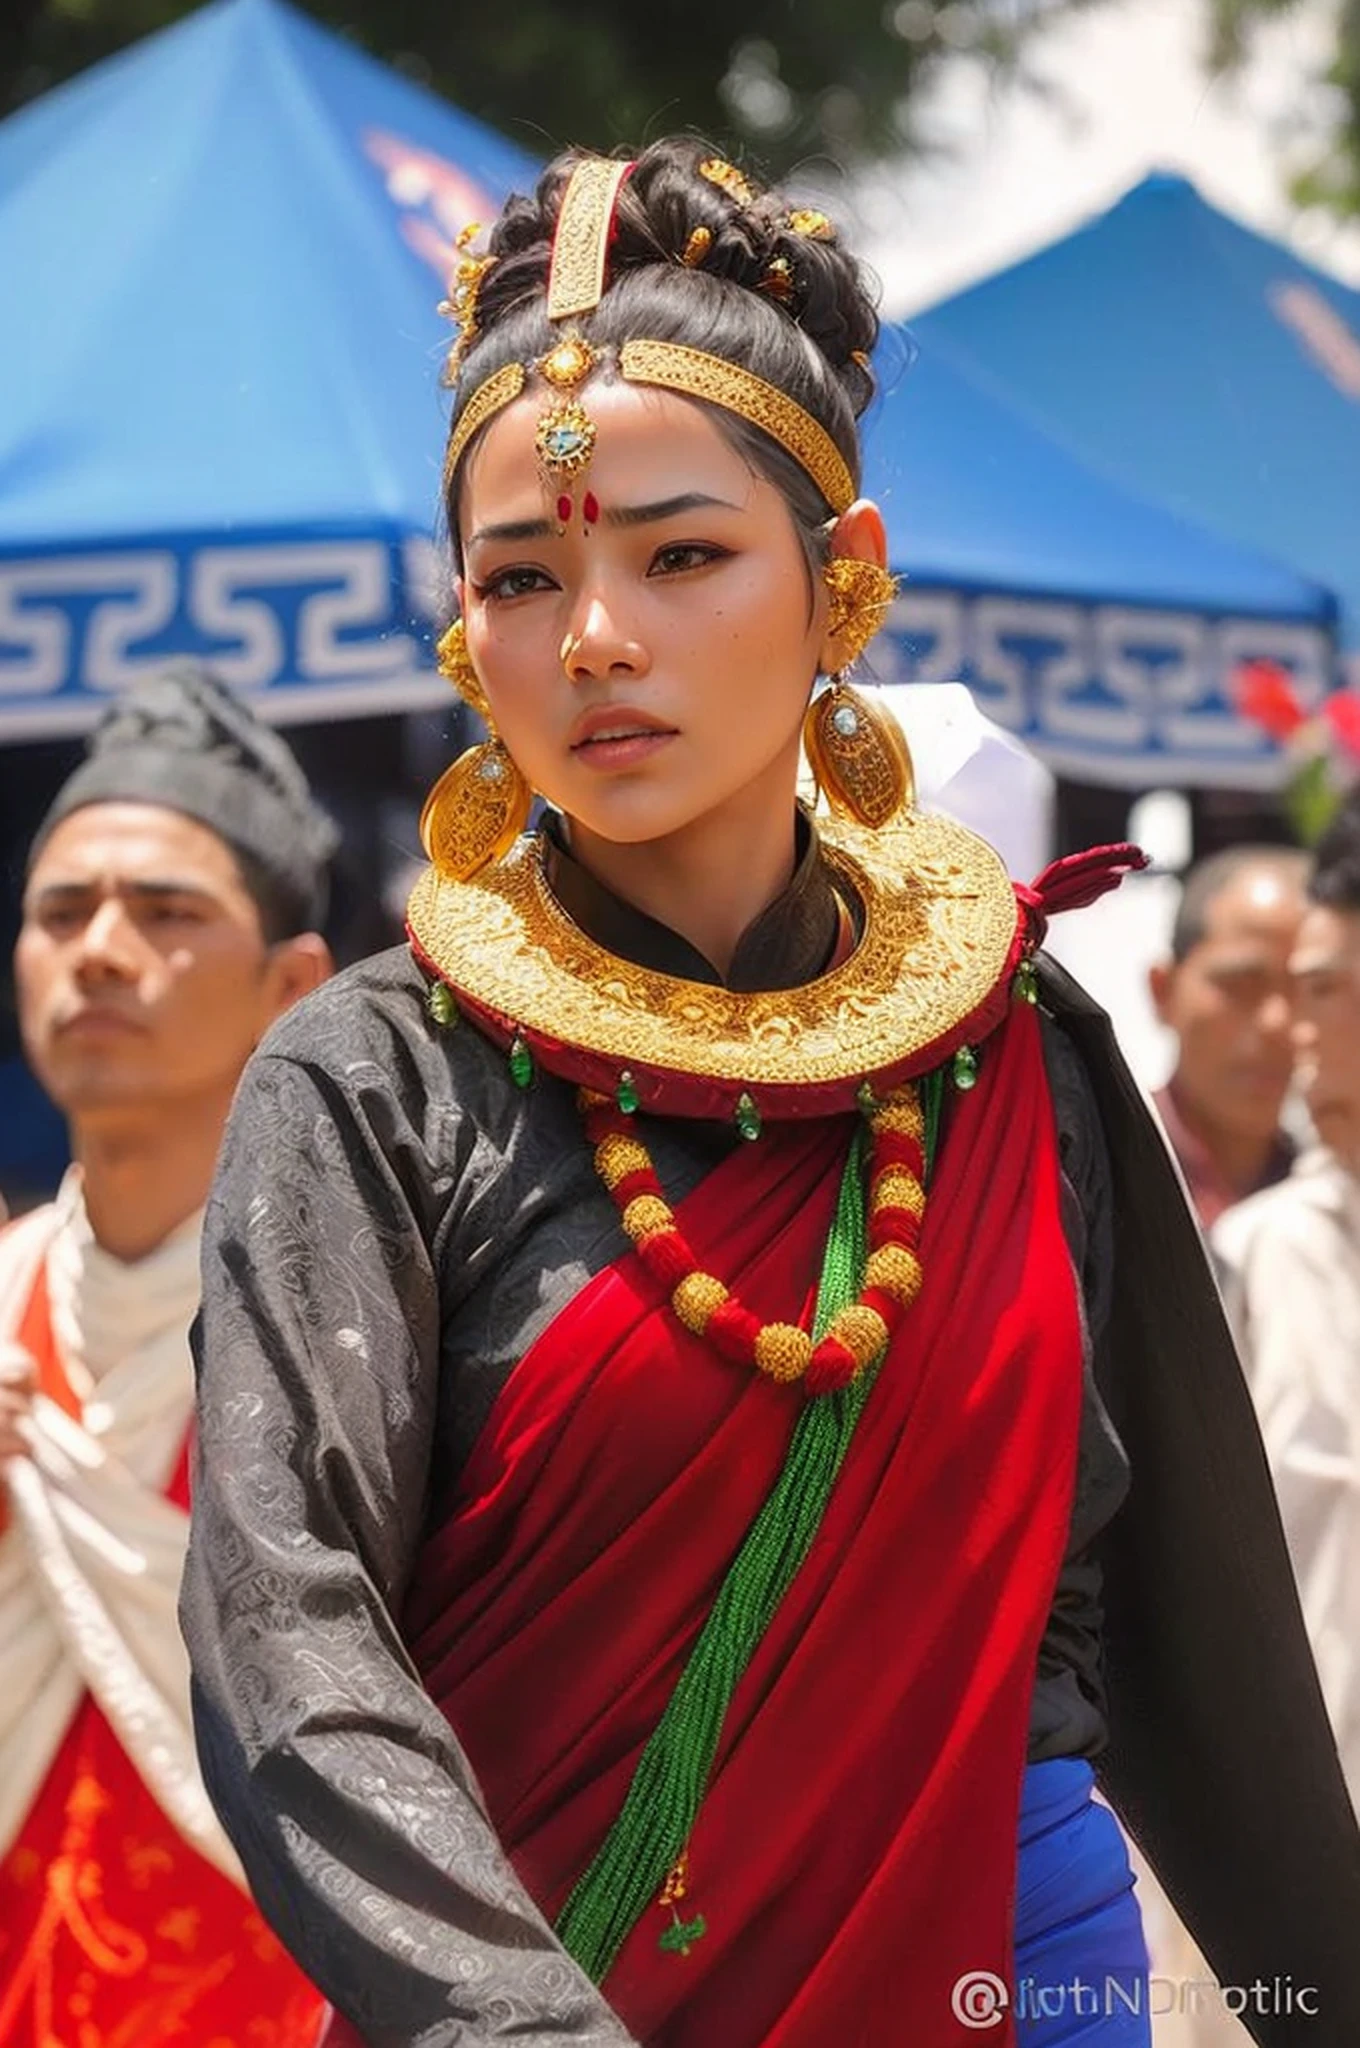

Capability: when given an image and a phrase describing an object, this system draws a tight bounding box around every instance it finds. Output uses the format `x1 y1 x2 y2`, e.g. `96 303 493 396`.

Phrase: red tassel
1017 841 1149 948
639 1230 696 1290
805 1338 858 1396
868 1132 926 1180
612 1168 662 1209
707 1298 762 1364
869 1205 923 1251
860 1286 901 1328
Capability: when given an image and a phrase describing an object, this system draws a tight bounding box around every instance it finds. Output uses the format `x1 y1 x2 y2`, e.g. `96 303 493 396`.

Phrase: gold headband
444 347 854 514
441 155 857 516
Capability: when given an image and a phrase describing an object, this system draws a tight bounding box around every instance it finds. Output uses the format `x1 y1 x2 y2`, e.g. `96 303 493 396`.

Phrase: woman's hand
0 1341 36 1460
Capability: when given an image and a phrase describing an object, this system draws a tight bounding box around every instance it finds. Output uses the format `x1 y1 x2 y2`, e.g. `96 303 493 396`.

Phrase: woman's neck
566 790 802 981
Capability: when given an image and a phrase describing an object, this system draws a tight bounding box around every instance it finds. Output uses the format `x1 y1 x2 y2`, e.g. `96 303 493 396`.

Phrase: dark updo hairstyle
443 137 881 573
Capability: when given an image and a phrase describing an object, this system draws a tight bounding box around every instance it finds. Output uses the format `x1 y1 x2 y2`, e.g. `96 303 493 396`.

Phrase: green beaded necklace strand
555 1063 949 1982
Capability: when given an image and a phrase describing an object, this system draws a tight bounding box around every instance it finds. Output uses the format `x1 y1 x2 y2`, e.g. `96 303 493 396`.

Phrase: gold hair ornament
681 225 713 268
619 339 855 514
759 256 795 303
439 223 497 381
443 341 857 518
547 158 634 321
788 209 834 240
699 158 757 206
443 361 526 496
441 156 858 517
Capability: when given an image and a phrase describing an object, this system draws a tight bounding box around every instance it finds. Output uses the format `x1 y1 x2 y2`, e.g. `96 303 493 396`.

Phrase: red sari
0 1262 325 2048
396 1002 1084 2047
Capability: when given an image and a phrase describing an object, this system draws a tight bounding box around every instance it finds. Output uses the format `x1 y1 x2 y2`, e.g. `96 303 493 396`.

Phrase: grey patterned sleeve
180 1030 637 2047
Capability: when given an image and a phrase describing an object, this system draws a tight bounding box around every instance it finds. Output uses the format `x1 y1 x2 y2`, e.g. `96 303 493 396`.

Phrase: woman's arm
180 1028 635 2047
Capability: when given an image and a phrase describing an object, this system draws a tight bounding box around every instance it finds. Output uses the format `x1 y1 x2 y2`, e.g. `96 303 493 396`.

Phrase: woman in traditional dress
180 140 1360 2048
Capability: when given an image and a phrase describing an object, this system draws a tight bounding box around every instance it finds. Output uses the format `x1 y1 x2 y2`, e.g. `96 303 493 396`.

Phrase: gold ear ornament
822 556 899 670
435 619 490 719
802 683 914 830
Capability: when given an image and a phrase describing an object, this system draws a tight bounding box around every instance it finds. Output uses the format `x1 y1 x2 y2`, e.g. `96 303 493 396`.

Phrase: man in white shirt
1214 791 1360 1807
0 666 333 2044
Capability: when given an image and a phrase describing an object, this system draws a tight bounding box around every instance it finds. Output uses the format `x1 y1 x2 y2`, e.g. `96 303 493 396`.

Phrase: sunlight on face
17 803 273 1124
1290 903 1360 1168
456 380 827 854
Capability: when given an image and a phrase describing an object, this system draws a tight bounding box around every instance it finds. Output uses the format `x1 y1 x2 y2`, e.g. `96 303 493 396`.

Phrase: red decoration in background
1233 659 1307 742
1325 690 1360 762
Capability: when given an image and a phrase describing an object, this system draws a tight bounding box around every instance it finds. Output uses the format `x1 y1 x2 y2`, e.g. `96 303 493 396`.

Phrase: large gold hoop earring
821 557 898 672
802 681 914 829
420 740 533 882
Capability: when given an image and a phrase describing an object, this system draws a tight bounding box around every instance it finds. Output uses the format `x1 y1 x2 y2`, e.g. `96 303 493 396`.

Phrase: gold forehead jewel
539 335 598 389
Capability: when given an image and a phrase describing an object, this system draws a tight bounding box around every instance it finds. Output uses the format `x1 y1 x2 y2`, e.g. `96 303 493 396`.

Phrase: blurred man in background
1149 844 1309 1228
1215 794 1360 1810
0 667 334 2044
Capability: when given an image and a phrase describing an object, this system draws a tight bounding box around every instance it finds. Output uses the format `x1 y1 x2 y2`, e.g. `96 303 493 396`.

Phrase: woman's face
456 380 827 851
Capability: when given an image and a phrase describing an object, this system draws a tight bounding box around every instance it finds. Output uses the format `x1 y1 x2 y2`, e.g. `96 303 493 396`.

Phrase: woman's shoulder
246 943 524 1135
257 943 429 1066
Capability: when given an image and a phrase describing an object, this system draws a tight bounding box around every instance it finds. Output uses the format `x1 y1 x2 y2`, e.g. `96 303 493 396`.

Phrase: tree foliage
1208 0 1360 216
6 0 1083 178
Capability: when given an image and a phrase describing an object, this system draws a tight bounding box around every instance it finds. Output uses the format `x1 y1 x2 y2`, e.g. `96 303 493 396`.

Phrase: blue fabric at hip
1012 1758 1150 2045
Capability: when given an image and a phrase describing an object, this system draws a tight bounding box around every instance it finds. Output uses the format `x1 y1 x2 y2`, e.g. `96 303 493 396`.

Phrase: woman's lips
569 707 678 769
571 729 676 770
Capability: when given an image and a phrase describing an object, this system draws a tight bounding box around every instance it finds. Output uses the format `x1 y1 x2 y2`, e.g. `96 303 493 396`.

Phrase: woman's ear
818 500 891 676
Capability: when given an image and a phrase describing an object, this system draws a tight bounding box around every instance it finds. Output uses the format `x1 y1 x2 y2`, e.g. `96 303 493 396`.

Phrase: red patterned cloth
0 1263 324 2048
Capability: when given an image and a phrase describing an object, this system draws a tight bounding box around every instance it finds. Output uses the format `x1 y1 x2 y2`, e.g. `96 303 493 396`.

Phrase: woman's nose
560 591 649 683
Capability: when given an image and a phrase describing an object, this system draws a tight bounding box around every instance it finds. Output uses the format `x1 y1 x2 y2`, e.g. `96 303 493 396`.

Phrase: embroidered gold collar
407 808 1021 1099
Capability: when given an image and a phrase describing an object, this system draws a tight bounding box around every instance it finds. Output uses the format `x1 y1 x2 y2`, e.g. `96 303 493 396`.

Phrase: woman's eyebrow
605 492 739 528
467 492 739 549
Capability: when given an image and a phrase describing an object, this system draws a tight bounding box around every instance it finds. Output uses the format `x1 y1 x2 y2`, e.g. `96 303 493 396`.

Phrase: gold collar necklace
407 807 1024 1123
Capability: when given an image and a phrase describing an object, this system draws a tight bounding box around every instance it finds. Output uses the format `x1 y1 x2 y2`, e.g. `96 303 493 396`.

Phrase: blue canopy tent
0 9 1338 788
910 170 1360 667
860 332 1337 788
0 0 537 739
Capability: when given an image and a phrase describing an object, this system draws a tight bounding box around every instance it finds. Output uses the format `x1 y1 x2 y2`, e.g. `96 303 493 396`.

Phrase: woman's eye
477 566 555 601
648 543 728 577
